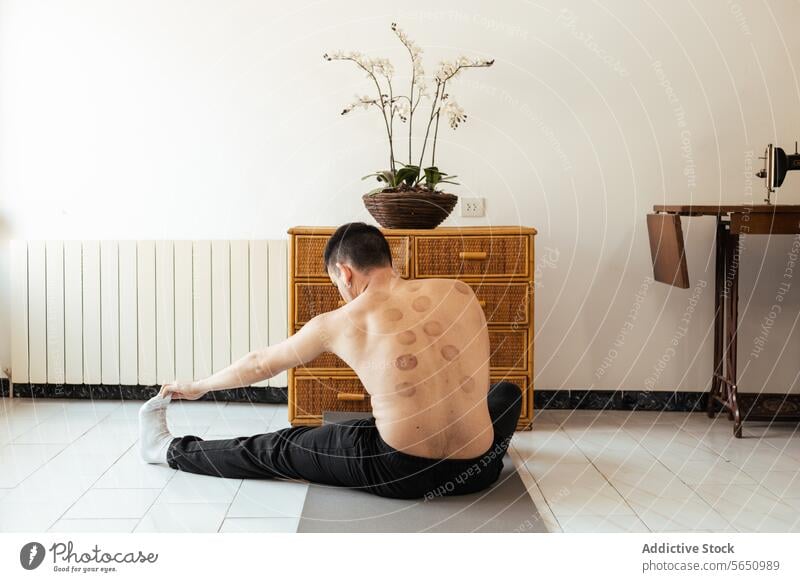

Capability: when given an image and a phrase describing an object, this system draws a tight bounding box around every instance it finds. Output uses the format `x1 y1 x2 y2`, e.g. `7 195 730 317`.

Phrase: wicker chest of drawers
287 225 537 430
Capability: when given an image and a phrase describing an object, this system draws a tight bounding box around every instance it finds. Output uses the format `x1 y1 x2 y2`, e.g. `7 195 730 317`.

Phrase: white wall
1 0 799 393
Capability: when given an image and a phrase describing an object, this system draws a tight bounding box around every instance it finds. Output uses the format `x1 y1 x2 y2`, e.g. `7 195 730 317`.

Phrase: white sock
138 393 174 464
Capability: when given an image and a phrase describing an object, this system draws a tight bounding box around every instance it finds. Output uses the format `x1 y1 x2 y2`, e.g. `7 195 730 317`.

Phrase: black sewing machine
757 142 800 204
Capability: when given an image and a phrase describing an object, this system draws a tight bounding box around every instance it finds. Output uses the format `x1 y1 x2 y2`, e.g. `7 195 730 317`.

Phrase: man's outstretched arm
160 313 331 399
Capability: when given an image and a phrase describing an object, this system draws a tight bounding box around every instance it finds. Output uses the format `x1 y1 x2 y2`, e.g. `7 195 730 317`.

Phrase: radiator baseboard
1 380 796 417
0 380 287 404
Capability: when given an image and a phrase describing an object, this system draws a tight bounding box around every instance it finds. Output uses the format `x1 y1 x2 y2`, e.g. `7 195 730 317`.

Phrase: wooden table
648 204 800 437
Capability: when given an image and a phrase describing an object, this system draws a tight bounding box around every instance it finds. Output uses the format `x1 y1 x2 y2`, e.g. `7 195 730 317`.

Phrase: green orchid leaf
362 170 398 186
395 166 420 187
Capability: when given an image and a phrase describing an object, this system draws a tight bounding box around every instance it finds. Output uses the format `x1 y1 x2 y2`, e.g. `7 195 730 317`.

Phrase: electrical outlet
460 197 485 217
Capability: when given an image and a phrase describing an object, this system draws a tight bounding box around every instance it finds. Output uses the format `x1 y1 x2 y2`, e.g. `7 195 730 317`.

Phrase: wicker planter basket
362 189 458 229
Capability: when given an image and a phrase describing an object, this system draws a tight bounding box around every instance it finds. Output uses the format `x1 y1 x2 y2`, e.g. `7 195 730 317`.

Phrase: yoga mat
296 413 547 533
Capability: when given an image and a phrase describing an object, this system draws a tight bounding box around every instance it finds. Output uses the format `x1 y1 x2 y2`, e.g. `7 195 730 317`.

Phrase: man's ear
335 262 353 287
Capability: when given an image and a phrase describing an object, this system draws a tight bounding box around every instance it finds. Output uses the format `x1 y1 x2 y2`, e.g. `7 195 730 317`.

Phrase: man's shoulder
420 277 477 297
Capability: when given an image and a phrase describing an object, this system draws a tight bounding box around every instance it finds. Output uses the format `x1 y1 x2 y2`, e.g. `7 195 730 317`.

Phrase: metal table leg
708 221 743 437
707 217 725 418
727 230 742 437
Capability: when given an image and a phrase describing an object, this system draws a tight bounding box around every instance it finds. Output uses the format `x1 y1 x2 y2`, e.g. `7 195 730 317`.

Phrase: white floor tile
0 443 68 487
49 519 139 533
94 447 176 489
657 448 726 473
629 496 734 532
219 518 299 533
719 444 800 472
521 454 605 486
693 483 800 531
227 479 308 518
545 482 635 518
762 438 800 462
519 455 593 478
570 429 642 453
507 447 562 533
219 403 279 422
105 401 147 422
167 401 230 424
530 410 563 426
671 459 757 486
159 471 241 504
532 463 634 517
694 483 788 512
621 411 700 427
12 399 120 421
9 459 100 503
753 470 800 499
511 430 588 463
639 436 719 464
13 415 100 444
591 448 662 475
267 417 293 431
544 410 627 430
135 503 229 533
0 496 75 532
67 420 138 456
64 488 160 519
0 414 50 444
606 465 696 500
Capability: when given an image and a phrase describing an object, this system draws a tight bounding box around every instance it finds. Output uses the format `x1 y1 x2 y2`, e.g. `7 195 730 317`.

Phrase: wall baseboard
533 390 800 417
0 381 287 404
2 380 798 418
533 389 706 411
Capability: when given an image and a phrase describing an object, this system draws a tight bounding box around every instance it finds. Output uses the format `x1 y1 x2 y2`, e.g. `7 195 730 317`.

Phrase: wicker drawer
295 283 341 324
415 235 528 278
302 350 349 370
471 282 531 325
293 376 372 416
295 281 531 326
294 234 410 278
488 329 529 371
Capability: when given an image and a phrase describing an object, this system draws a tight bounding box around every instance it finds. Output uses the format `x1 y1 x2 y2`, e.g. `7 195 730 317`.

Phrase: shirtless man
139 222 522 499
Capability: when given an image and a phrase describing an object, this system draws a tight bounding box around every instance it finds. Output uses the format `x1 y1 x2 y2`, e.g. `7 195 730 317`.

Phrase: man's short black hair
323 222 392 274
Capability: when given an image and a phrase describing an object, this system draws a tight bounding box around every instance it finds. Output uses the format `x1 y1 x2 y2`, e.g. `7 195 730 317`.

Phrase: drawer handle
337 392 366 401
459 251 487 260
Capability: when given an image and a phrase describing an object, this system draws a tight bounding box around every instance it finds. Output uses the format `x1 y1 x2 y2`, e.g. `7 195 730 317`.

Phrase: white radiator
8 240 288 389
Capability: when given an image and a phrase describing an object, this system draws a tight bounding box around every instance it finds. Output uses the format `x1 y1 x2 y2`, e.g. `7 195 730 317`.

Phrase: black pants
167 381 523 499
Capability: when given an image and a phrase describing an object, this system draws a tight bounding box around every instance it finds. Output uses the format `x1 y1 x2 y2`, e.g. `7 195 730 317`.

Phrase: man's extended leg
138 395 389 492
165 421 381 488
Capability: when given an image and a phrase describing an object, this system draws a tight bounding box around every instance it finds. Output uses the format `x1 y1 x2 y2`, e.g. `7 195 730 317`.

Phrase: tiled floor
514 409 800 533
1 397 799 533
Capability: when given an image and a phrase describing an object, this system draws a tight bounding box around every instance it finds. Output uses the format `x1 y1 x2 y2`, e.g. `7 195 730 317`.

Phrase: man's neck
358 267 397 295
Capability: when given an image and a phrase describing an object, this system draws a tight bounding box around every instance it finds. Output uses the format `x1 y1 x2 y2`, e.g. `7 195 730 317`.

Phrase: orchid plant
324 23 494 193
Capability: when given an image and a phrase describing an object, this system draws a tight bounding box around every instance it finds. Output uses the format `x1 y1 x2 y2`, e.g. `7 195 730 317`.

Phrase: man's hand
159 381 208 401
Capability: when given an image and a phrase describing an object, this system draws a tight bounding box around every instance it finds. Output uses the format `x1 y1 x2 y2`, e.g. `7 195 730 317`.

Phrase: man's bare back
321 275 494 460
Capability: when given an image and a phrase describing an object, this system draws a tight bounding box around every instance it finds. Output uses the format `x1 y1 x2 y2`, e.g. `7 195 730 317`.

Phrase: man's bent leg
487 381 523 446
167 419 385 491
